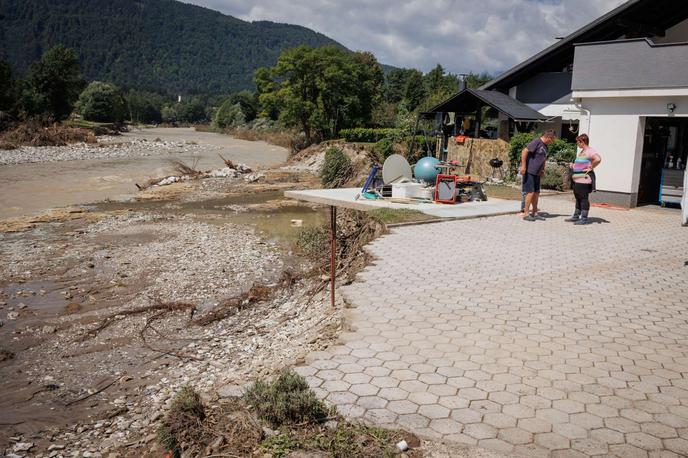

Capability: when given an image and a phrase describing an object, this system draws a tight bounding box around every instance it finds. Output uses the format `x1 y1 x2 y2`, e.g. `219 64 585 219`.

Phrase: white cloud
182 0 626 75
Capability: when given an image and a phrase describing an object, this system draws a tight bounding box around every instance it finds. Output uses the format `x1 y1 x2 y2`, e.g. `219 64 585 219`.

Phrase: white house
480 0 688 208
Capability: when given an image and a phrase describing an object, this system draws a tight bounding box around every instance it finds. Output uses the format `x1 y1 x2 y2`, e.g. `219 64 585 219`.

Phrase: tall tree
19 45 84 121
403 70 426 111
465 71 493 89
77 81 126 122
0 59 16 114
255 45 383 142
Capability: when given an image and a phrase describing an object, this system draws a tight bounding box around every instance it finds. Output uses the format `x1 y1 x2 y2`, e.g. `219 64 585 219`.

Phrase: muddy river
0 128 289 219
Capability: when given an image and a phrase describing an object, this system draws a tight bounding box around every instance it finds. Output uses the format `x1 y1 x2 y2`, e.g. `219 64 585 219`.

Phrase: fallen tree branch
65 376 123 406
75 302 195 342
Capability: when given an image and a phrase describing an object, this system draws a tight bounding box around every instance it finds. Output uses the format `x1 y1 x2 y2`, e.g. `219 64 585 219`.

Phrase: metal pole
330 205 337 307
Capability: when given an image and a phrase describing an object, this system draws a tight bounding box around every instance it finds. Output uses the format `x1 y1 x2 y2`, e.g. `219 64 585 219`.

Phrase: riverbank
0 128 336 455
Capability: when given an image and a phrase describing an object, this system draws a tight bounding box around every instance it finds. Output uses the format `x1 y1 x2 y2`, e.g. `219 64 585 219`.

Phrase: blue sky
183 0 626 75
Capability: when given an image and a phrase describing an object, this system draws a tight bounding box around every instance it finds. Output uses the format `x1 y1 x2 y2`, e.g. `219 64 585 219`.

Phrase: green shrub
541 165 566 190
320 146 353 188
508 132 576 176
372 136 394 159
213 100 246 129
243 369 330 427
549 139 576 164
156 385 206 455
339 128 399 143
77 81 126 123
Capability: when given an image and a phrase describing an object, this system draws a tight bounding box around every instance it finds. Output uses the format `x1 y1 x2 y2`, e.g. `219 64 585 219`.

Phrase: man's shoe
523 215 536 222
565 215 580 222
574 218 591 225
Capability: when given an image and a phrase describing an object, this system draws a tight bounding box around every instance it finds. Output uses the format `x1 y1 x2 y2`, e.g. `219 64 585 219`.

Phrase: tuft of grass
368 208 435 225
306 422 403 458
157 385 206 456
243 369 330 428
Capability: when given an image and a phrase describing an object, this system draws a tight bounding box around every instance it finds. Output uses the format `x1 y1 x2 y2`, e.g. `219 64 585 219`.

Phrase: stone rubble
0 137 218 166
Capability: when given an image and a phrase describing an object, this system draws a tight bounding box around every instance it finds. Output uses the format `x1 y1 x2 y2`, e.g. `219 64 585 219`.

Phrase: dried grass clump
243 369 330 428
157 385 206 455
229 127 294 149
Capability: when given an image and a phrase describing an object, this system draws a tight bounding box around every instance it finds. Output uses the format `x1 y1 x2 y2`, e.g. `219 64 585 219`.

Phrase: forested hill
0 0 345 94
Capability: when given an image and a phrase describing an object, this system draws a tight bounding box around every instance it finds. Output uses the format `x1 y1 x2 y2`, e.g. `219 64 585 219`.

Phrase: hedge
339 128 400 143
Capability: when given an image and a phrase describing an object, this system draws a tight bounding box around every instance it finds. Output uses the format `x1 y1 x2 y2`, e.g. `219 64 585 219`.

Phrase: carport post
330 205 337 307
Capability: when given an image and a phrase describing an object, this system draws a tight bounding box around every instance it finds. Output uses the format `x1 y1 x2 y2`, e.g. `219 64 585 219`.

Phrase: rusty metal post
330 205 336 308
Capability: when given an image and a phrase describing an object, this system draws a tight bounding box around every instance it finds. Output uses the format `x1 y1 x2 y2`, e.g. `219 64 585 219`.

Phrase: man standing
520 130 555 221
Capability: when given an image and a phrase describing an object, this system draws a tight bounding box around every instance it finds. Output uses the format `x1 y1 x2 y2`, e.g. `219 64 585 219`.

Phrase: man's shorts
522 173 541 193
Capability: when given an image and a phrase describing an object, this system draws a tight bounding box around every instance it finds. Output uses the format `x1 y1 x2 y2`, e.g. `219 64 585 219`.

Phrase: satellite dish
382 154 412 184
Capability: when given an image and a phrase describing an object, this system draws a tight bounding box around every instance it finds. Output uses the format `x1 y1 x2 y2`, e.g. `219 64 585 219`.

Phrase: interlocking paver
297 198 688 456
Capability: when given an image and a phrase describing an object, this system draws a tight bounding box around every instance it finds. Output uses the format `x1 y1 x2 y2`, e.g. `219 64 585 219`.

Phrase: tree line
0 44 491 140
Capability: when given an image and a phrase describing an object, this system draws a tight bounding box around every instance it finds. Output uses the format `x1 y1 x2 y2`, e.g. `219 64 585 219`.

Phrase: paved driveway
297 197 688 457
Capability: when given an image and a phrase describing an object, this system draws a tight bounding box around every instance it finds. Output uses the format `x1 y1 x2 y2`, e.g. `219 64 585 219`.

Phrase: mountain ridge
0 0 347 94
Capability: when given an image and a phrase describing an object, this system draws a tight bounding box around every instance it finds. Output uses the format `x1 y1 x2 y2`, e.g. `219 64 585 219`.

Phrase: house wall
515 72 573 104
572 39 688 91
575 94 688 207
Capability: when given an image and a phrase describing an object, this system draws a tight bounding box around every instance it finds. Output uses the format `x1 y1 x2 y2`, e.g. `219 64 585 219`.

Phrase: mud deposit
0 132 341 457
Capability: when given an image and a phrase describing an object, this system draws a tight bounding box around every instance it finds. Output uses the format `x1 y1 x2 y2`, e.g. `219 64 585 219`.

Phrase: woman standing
567 134 601 225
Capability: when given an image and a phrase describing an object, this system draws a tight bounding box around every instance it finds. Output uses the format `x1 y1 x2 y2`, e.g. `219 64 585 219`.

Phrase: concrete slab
284 188 521 219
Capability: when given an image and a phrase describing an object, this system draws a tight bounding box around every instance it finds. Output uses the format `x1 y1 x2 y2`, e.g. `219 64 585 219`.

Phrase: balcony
572 38 688 91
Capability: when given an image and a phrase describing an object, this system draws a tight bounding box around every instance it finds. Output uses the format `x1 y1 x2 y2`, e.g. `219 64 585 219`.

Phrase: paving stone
536 408 569 424
357 396 387 409
349 383 379 397
590 427 625 444
641 422 678 439
478 438 515 454
429 418 463 435
418 404 450 419
503 403 535 419
498 427 533 445
518 417 552 434
397 413 430 429
437 395 469 410
608 444 650 458
408 391 438 405
451 408 483 424
483 413 517 429
663 438 688 456
293 199 688 456
626 432 664 451
464 423 498 440
569 412 604 429
571 438 608 455
535 432 570 450
553 423 588 440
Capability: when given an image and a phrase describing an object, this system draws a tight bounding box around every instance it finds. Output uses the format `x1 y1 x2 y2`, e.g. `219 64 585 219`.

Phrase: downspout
574 98 591 134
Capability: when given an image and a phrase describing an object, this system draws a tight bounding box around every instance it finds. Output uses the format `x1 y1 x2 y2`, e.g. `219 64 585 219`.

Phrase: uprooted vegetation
0 120 97 149
320 146 354 188
296 209 386 284
155 371 421 457
134 155 262 190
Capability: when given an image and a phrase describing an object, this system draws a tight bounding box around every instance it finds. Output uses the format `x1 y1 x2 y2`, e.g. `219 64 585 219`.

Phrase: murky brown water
92 190 327 245
0 128 289 219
